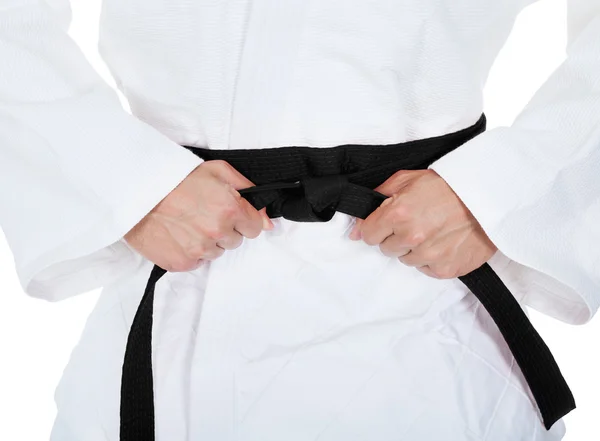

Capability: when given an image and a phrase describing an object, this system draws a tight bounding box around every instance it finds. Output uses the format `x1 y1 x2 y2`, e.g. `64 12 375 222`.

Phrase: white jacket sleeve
429 0 600 325
0 0 203 301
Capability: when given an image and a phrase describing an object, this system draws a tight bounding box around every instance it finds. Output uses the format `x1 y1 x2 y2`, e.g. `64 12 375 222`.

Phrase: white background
0 0 599 440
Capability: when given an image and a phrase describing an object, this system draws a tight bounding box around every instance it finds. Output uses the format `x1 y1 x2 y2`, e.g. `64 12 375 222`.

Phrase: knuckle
220 203 239 218
405 230 426 247
390 203 411 223
204 226 225 241
392 169 412 180
210 159 230 171
220 208 237 222
203 230 219 241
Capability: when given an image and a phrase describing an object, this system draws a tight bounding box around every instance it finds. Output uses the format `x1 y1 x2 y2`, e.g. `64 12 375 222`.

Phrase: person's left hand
348 169 497 279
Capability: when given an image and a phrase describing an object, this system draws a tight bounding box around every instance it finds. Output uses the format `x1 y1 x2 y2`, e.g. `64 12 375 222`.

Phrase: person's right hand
124 160 274 272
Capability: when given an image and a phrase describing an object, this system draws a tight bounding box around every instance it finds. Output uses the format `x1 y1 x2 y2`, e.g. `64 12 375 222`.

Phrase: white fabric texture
0 0 598 440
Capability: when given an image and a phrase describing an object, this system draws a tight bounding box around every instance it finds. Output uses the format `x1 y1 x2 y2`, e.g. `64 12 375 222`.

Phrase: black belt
119 114 574 440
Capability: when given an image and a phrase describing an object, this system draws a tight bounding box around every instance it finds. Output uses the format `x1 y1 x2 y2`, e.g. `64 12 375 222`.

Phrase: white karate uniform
1 0 599 440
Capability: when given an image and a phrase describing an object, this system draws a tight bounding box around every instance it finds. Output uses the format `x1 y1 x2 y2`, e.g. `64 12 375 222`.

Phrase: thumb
213 162 274 230
375 170 414 196
215 161 257 191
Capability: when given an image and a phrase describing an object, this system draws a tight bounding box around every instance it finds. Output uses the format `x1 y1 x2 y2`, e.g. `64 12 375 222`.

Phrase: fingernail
263 216 274 231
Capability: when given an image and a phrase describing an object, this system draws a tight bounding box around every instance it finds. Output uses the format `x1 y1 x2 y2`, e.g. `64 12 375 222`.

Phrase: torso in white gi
2 1 600 440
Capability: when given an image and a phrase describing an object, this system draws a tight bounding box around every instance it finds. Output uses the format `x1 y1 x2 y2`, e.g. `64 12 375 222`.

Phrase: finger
186 240 226 261
379 234 413 257
187 258 207 272
216 230 244 251
398 226 466 267
214 162 272 233
359 198 396 246
415 265 438 279
194 259 206 270
222 167 273 231
420 263 460 279
233 198 266 239
164 259 204 273
215 161 258 191
164 241 223 272
398 242 444 267
379 224 427 256
201 245 226 261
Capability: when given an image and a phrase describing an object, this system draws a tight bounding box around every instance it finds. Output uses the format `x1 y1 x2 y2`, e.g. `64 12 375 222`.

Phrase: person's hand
124 160 273 272
349 169 497 279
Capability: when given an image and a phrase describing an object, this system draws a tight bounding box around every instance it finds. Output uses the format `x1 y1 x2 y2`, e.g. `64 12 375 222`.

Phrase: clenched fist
124 160 273 272
349 169 497 279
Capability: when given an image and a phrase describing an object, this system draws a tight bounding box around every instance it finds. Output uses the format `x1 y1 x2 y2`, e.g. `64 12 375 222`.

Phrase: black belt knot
302 174 348 215
240 174 385 222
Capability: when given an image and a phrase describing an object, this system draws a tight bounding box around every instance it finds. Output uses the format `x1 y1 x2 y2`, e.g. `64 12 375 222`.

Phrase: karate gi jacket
1 1 599 440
